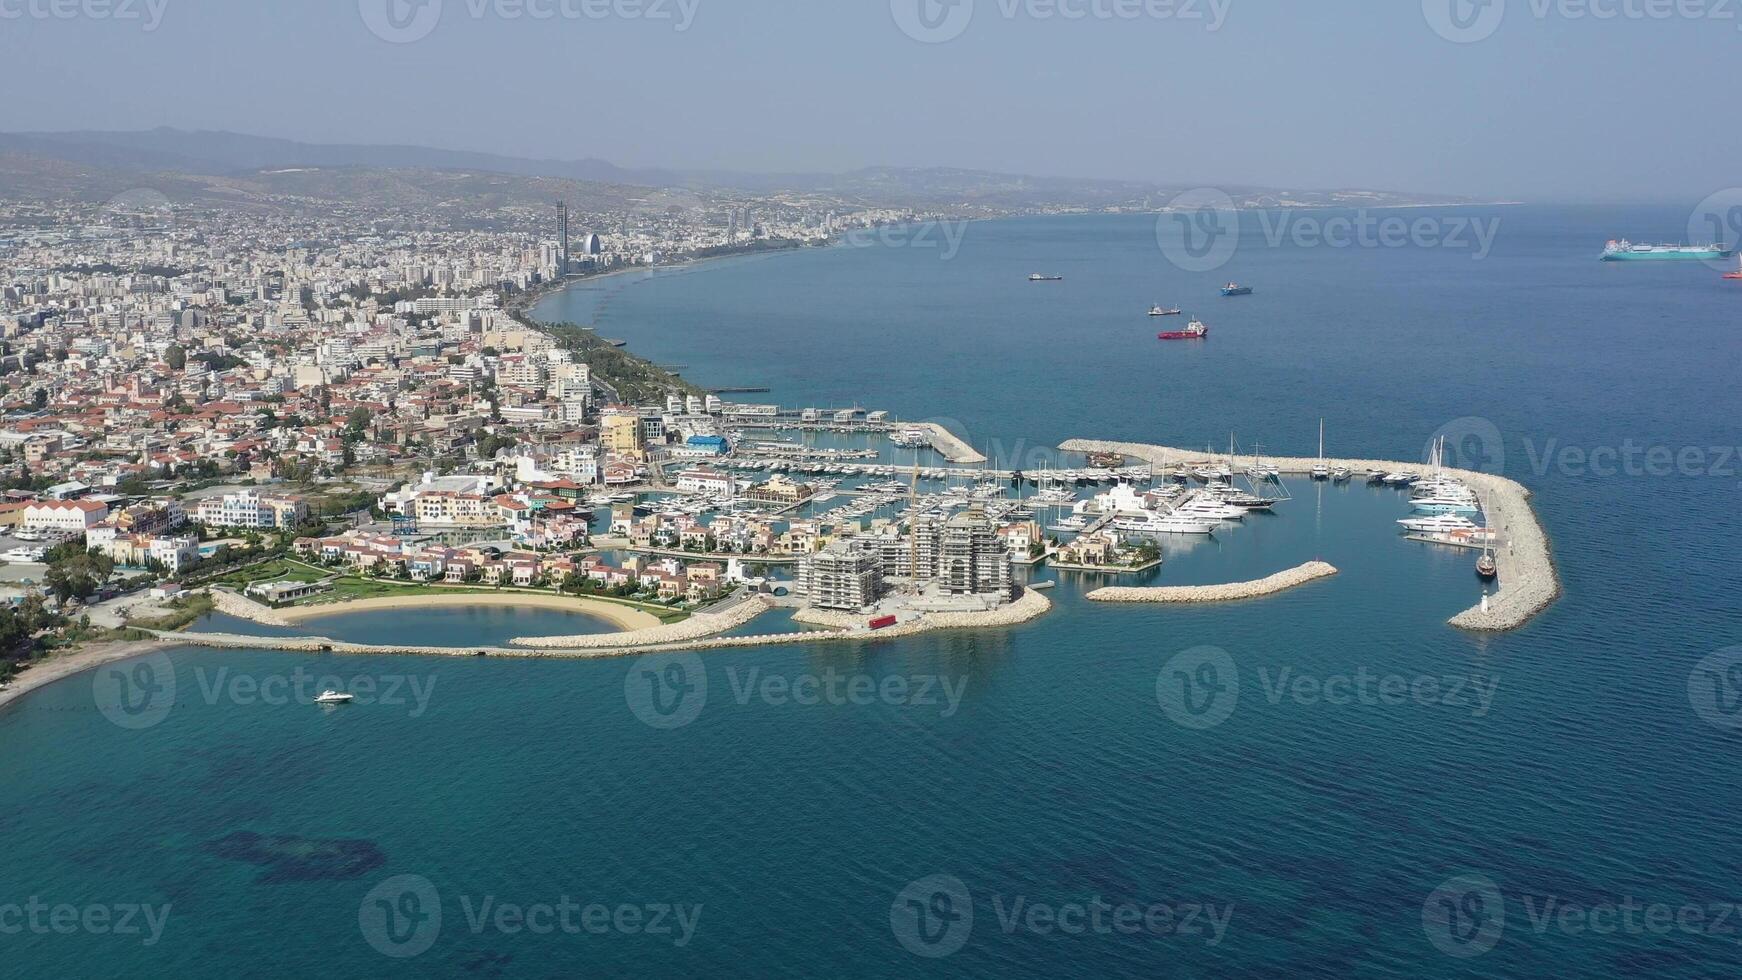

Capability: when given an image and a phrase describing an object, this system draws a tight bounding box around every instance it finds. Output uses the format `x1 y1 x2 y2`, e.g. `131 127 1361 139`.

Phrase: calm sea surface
3 207 1740 977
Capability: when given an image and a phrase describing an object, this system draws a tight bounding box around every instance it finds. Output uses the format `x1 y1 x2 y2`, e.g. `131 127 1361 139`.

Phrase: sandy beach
277 592 664 631
0 638 171 714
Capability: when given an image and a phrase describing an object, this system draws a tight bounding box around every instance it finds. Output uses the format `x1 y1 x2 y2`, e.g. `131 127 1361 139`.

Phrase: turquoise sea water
4 207 1741 977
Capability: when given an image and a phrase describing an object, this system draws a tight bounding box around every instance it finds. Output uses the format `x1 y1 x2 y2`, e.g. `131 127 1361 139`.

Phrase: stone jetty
919 422 986 464
1087 561 1338 604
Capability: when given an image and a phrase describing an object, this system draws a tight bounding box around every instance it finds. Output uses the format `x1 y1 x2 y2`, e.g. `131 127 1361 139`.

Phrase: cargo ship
1029 273 1064 282
1601 239 1735 261
1220 282 1253 296
1159 318 1208 340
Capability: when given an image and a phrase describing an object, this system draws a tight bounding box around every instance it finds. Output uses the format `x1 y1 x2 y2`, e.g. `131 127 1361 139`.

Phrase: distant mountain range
0 127 1491 215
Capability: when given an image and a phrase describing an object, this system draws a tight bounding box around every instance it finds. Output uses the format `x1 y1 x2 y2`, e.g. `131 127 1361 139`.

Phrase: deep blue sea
4 207 1741 978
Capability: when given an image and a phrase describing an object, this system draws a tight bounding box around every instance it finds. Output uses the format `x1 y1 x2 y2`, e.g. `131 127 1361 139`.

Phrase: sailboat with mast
1311 419 1330 481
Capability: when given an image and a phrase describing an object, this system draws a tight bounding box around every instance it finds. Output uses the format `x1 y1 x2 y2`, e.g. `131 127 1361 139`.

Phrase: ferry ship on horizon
1601 239 1734 261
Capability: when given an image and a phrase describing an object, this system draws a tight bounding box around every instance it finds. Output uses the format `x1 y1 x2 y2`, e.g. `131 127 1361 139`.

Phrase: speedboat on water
315 690 355 705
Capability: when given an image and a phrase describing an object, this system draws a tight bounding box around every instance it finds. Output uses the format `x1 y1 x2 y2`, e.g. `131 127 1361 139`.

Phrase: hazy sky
1 0 1735 201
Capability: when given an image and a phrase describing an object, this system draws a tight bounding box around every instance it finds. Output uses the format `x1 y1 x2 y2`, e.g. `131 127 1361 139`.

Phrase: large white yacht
1397 514 1482 534
1114 513 1216 535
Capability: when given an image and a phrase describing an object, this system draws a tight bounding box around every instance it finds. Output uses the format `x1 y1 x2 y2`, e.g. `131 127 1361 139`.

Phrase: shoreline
0 638 171 715
136 587 1054 660
1060 438 1561 631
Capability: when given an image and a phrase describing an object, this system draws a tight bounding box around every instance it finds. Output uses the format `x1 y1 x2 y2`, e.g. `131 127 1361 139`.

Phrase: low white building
22 499 109 533
675 468 734 498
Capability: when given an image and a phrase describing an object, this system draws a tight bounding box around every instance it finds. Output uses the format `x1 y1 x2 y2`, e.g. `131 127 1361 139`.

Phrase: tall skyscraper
556 201 569 276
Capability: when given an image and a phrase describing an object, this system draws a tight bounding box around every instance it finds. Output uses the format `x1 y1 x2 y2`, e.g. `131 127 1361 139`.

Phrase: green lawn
208 558 327 590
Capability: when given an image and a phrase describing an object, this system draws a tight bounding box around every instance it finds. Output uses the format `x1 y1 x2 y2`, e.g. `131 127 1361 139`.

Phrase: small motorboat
314 690 355 705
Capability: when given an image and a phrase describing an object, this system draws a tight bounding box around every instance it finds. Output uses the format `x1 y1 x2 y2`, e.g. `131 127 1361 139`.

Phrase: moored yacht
1114 513 1216 535
1397 513 1482 534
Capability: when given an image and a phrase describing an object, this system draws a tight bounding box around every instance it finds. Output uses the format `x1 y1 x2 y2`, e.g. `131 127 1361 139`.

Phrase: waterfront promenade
1060 438 1560 631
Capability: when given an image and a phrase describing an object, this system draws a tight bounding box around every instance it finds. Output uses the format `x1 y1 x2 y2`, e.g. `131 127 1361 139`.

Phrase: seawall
1088 561 1338 604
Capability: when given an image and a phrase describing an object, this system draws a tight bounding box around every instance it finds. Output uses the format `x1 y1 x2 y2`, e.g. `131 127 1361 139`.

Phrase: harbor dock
1059 438 1560 632
1086 561 1338 604
917 422 987 464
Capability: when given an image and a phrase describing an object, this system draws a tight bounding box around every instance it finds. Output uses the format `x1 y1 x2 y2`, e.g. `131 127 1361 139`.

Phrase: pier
1087 561 1339 604
1060 438 1561 632
916 422 987 464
